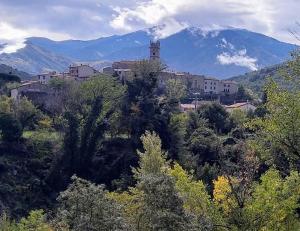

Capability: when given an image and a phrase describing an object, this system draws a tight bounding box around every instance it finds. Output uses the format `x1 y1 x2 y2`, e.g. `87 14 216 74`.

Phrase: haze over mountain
0 27 297 79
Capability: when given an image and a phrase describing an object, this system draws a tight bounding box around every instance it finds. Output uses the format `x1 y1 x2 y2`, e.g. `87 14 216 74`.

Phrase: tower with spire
149 40 160 61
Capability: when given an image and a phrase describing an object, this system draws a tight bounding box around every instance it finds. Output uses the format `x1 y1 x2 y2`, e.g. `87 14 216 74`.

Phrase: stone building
37 71 58 84
69 64 99 81
37 64 99 84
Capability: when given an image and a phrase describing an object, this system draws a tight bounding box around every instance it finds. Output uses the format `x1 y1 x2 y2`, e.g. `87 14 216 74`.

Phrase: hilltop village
35 41 238 96
10 41 253 112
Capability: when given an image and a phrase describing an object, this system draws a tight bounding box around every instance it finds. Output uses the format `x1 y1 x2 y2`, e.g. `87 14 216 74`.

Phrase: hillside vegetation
229 61 300 96
0 54 300 230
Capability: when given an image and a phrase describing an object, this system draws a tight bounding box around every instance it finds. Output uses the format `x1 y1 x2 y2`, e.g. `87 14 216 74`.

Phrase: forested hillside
0 53 300 230
229 58 300 96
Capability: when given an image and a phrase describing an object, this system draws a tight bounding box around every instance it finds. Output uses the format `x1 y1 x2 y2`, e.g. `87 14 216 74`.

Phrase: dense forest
0 52 300 230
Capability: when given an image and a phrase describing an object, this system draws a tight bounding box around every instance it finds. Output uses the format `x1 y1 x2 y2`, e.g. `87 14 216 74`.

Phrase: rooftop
225 102 250 109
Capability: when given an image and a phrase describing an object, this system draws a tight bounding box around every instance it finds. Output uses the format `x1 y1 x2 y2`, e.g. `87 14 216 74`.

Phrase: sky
1 0 300 53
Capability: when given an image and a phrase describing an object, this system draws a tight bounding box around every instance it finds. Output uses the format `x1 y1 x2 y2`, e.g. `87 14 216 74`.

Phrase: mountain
0 27 297 78
0 42 73 74
0 63 31 80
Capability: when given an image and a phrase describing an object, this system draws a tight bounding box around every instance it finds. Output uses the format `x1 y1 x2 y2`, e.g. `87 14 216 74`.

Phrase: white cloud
110 0 300 44
0 0 300 45
0 22 27 54
220 38 235 49
217 49 258 71
148 20 188 39
0 22 72 54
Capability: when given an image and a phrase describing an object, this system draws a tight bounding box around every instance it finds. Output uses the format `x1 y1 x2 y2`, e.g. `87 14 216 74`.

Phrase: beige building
204 78 219 94
219 80 238 95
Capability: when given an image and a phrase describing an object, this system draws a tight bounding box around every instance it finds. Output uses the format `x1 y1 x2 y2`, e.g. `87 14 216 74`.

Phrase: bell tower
150 40 160 61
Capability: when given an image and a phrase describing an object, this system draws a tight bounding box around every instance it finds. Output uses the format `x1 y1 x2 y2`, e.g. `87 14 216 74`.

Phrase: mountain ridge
0 27 297 78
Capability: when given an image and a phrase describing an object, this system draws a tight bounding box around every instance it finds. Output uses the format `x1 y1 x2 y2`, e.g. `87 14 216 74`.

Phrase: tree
0 96 42 129
196 103 233 134
111 132 190 230
55 176 129 231
169 163 223 230
139 174 188 231
236 85 253 101
51 75 125 187
229 109 247 128
16 210 52 231
186 127 222 166
249 52 300 171
13 97 41 129
0 113 22 142
165 79 187 102
246 169 300 230
121 60 174 150
133 131 167 179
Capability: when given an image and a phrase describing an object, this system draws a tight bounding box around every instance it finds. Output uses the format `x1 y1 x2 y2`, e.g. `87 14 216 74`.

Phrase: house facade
69 64 99 81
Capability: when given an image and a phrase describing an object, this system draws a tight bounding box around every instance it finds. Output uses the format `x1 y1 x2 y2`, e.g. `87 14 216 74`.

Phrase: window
210 87 212 90
214 87 215 90
205 82 207 84
205 86 207 89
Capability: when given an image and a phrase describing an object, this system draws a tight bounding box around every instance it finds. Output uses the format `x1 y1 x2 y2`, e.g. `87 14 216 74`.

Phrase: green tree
165 79 187 102
246 169 300 230
13 97 41 129
229 109 248 128
139 174 188 231
196 103 233 134
249 52 300 171
0 113 22 142
55 176 129 231
133 131 167 179
121 60 174 151
236 85 253 101
16 210 51 231
169 163 224 230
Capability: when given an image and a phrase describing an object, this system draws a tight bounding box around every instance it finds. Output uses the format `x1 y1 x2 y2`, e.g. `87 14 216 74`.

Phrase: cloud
110 0 300 44
217 49 258 71
0 23 27 54
0 0 300 47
